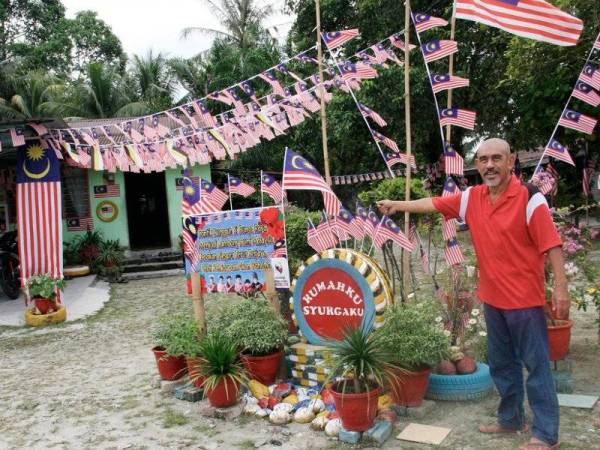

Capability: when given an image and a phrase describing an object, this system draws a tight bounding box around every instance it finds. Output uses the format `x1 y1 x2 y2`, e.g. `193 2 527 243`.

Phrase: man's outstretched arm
377 198 437 215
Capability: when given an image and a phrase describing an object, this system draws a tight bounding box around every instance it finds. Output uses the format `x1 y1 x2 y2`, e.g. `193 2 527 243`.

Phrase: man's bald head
476 138 511 157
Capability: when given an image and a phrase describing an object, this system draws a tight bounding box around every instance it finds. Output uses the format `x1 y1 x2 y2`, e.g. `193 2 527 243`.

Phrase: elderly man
377 138 568 450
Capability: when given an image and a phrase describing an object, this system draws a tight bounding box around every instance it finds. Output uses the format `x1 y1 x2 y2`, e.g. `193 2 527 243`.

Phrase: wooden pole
315 0 332 186
264 268 280 314
403 0 412 295
191 272 206 337
445 13 457 143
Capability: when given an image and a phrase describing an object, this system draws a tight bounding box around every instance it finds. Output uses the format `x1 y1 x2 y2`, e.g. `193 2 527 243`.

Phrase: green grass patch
161 408 190 428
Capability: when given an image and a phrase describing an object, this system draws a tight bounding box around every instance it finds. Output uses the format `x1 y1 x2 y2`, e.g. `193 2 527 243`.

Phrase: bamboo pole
191 272 206 337
445 12 457 143
264 268 280 314
315 0 332 186
403 0 412 296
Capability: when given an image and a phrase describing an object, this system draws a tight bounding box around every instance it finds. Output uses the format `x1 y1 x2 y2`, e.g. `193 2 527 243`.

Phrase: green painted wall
63 163 211 251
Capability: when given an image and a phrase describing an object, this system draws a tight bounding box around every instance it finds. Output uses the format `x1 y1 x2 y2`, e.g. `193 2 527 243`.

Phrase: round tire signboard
290 249 392 345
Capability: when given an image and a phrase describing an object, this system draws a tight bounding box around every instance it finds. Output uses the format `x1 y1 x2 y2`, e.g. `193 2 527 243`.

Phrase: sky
62 0 294 60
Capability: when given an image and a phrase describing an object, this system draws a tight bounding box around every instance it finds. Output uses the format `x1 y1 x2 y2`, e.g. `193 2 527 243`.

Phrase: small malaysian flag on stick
545 139 575 166
412 12 448 33
389 33 417 51
373 131 400 152
531 168 555 195
445 238 464 266
93 184 120 198
383 151 416 170
322 29 360 49
261 172 283 203
337 206 365 240
182 226 201 271
337 61 378 81
444 143 464 175
228 175 256 197
572 81 600 107
421 40 458 63
430 74 470 94
442 177 459 240
439 108 476 130
359 103 387 127
558 109 597 135
579 64 600 90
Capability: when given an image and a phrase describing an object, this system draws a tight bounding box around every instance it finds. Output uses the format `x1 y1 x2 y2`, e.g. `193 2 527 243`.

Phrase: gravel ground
0 265 599 449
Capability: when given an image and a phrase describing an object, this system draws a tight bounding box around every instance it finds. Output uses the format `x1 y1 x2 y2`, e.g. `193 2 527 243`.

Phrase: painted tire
63 265 90 277
25 305 67 327
425 363 494 401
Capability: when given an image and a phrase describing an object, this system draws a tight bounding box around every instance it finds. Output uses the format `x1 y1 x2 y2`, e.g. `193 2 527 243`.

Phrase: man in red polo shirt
377 138 569 450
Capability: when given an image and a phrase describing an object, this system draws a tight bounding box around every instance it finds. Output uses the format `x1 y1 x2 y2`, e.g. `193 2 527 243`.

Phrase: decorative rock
339 427 362 444
243 393 259 405
174 383 203 402
436 360 458 375
364 420 393 446
243 403 260 415
310 414 329 431
282 394 298 405
294 407 315 423
325 418 342 437
269 410 291 425
456 356 477 374
273 403 294 414
255 408 269 418
308 399 325 414
249 380 270 400
378 394 393 411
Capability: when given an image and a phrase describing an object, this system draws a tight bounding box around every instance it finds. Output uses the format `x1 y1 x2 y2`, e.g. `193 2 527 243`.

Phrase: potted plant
26 274 66 315
97 239 125 282
74 230 104 269
378 301 451 406
172 316 206 388
198 330 247 408
211 296 288 385
325 325 400 432
150 314 190 381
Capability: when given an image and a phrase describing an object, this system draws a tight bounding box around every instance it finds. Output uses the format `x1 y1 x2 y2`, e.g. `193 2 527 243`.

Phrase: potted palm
378 302 451 406
97 239 125 282
211 296 287 385
325 325 400 432
26 274 66 315
150 314 190 381
198 330 247 408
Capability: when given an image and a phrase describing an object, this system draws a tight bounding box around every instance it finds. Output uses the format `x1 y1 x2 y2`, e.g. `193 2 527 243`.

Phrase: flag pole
260 170 265 207
227 173 233 210
315 0 332 186
403 0 413 295
446 5 457 143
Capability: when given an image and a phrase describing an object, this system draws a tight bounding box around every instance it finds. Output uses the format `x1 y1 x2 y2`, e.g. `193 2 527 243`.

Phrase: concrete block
363 420 393 446
160 378 186 394
339 427 362 444
174 383 204 402
552 370 574 394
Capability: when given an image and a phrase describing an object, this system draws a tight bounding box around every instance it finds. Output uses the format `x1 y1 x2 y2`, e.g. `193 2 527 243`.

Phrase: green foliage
197 330 247 395
97 239 125 281
358 177 427 207
377 301 451 370
26 274 66 300
210 297 288 355
284 206 321 273
152 313 203 357
325 325 401 394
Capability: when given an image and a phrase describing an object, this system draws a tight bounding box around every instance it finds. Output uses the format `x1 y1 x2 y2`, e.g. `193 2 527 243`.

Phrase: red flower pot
152 346 186 380
186 357 206 388
34 297 56 315
330 382 380 432
390 367 431 407
547 319 573 361
206 377 241 408
241 350 283 385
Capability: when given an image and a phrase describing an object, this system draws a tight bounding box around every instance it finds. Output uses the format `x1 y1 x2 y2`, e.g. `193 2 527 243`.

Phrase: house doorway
124 172 171 250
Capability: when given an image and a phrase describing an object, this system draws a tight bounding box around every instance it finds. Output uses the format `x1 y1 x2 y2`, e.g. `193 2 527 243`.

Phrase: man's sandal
519 438 560 449
479 423 530 434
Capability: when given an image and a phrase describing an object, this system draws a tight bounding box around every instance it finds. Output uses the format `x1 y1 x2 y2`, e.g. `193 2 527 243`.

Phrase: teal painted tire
425 363 494 401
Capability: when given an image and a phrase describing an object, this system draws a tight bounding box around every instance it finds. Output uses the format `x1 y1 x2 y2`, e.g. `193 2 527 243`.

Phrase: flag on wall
66 217 94 231
10 127 26 146
454 0 583 47
93 184 121 198
16 140 63 291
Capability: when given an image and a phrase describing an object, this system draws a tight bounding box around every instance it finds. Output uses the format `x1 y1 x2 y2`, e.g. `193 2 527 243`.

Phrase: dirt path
0 274 599 450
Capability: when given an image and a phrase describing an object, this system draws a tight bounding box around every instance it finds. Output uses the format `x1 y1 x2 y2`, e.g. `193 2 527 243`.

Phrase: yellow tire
25 305 67 327
63 265 90 277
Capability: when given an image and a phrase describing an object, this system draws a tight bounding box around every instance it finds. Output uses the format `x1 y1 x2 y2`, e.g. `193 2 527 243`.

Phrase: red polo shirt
432 176 562 310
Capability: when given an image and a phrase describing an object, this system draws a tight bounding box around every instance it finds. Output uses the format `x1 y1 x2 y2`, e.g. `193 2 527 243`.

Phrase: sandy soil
0 271 599 450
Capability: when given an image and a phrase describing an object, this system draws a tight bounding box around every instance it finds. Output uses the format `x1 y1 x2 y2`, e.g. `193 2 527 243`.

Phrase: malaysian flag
373 131 400 152
228 175 256 197
444 142 465 175
359 103 387 127
355 202 370 232
383 151 416 170
389 33 417 51
307 220 328 253
182 175 222 215
337 206 365 240
322 29 359 49
93 184 121 198
183 218 200 271
66 217 94 231
545 139 575 166
546 163 560 196
572 81 600 107
439 108 476 130
373 217 414 251
10 127 26 146
261 172 283 203
442 177 459 239
201 179 228 210
455 0 583 47
579 64 600 90
583 157 596 197
412 12 448 33
272 239 287 258
409 225 431 274
421 40 458 63
595 34 600 50
239 80 260 103
430 74 470 93
558 109 597 135
16 141 63 292
282 147 341 216
337 61 378 81
531 167 556 195
445 238 464 266
259 70 286 97
176 176 199 191
366 208 381 238
316 214 339 249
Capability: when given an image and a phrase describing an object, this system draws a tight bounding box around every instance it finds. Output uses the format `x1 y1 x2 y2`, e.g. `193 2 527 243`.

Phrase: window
61 166 90 219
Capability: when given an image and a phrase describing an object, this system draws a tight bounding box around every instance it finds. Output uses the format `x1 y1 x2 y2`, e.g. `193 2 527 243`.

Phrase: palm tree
181 0 274 51
169 55 212 99
130 50 176 110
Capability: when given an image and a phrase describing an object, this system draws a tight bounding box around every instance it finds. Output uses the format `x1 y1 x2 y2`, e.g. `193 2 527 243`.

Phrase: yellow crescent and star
23 144 51 179
291 155 315 171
